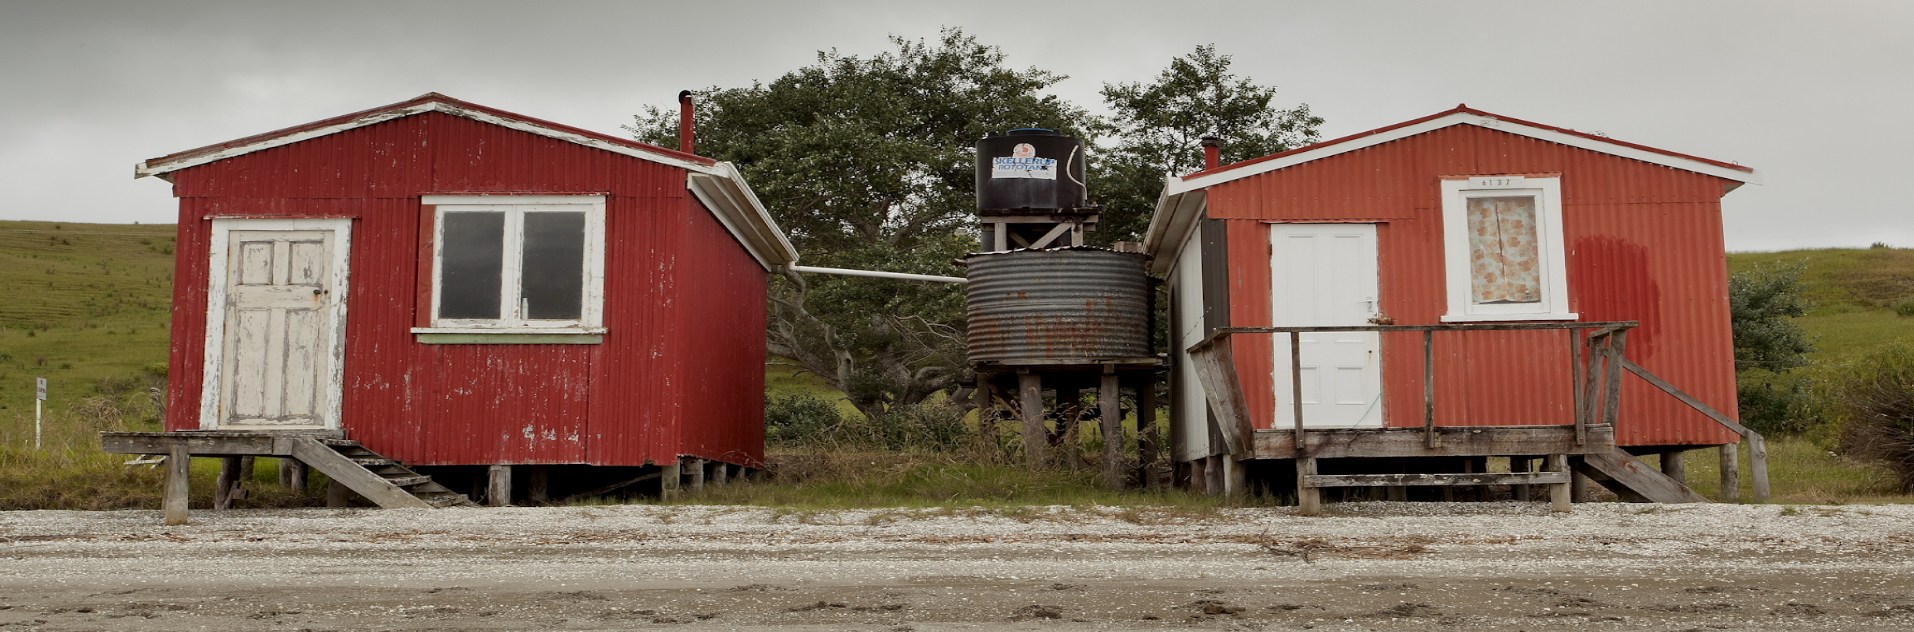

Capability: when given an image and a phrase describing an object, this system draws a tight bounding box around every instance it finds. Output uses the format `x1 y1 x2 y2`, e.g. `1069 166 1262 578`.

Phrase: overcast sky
3 0 1908 251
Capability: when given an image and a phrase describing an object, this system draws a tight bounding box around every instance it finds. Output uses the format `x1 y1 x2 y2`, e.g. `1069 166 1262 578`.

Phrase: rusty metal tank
964 248 1152 365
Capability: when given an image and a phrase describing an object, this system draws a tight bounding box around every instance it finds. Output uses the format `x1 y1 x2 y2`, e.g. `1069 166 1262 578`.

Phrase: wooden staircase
288 437 473 509
1576 448 1709 503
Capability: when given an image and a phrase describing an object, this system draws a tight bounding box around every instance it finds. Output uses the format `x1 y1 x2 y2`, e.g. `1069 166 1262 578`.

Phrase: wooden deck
1248 425 1615 460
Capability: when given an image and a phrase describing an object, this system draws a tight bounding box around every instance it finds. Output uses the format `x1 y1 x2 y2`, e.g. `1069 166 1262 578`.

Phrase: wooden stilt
1055 386 1080 446
659 463 681 501
1546 454 1572 513
1204 454 1225 496
163 445 190 526
1224 457 1248 499
1570 469 1590 503
1019 372 1046 469
1297 457 1322 516
1099 371 1124 489
1661 449 1687 484
975 375 998 451
326 479 350 507
1188 458 1208 493
279 458 293 486
214 457 241 510
527 466 549 504
688 457 707 493
1511 457 1532 502
1748 434 1771 502
288 460 308 493
487 464 511 507
1135 380 1158 488
1719 444 1741 502
238 456 256 483
710 462 729 487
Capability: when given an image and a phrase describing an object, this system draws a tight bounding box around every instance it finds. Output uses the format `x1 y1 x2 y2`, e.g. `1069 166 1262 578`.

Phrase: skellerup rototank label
991 142 1057 180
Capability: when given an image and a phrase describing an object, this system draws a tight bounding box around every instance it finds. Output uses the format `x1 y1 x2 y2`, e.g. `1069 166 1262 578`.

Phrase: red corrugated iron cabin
1148 106 1761 506
132 93 796 498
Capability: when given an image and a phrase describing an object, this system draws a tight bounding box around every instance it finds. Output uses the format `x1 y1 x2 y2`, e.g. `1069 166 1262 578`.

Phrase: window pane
520 211 585 320
438 211 505 319
1466 195 1541 305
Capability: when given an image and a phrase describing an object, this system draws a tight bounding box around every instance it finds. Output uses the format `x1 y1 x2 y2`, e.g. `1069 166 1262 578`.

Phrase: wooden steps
289 438 474 509
1576 448 1710 503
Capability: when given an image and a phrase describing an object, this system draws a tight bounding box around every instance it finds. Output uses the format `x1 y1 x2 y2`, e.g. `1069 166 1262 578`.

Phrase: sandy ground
2 502 1913 631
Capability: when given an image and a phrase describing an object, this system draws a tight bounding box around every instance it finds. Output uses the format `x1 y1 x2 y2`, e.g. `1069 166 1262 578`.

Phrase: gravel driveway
3 502 1913 630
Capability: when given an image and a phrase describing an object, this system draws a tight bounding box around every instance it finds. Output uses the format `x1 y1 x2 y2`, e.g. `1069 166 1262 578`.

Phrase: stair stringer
1575 448 1710 504
288 438 474 509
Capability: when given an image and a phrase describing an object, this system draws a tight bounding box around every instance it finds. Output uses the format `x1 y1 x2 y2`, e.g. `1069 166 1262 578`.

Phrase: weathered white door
203 219 350 430
1269 223 1382 428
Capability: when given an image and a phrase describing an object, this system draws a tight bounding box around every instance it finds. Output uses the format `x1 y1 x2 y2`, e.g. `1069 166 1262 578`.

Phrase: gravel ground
2 502 1913 630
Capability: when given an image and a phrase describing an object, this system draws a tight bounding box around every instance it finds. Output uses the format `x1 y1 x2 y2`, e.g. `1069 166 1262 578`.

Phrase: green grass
1668 436 1908 504
1726 246 1914 364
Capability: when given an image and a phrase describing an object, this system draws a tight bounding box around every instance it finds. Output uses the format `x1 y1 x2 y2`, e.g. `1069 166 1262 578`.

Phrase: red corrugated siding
1213 124 1740 447
163 111 770 466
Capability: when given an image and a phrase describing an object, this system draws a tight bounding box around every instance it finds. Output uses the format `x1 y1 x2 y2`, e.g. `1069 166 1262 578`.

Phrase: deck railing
1186 320 1769 501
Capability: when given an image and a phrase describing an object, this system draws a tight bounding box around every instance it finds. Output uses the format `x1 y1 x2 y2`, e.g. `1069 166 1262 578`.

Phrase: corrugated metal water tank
964 248 1151 364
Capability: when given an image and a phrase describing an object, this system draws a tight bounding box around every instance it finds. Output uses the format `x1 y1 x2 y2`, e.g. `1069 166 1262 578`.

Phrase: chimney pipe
1200 136 1224 170
678 90 695 154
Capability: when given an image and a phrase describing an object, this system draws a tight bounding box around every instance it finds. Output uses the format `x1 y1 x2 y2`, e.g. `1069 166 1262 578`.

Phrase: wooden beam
1187 336 1252 457
102 433 280 456
1305 471 1569 488
1026 222 1075 249
1719 444 1741 502
163 446 190 526
326 480 350 507
1019 372 1046 469
1748 434 1771 502
1661 449 1687 484
1224 456 1248 498
1423 330 1436 449
1250 426 1614 459
659 463 681 501
688 458 707 493
1098 371 1123 489
1204 454 1225 496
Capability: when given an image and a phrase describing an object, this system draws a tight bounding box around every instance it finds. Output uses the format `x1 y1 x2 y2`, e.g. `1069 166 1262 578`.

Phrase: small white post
35 377 47 450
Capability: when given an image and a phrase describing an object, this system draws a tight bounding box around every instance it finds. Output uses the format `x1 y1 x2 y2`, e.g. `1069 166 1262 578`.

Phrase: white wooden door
205 220 350 430
1269 224 1382 428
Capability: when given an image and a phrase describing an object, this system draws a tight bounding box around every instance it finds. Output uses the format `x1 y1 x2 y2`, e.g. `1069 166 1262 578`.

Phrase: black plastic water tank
975 129 1089 214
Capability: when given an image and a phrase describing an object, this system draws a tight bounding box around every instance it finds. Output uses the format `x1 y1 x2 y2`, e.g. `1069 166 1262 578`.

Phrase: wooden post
289 461 308 494
1099 370 1123 489
1660 449 1687 484
1719 444 1741 502
1423 329 1436 448
163 445 190 526
1019 372 1046 469
659 463 681 501
975 374 998 451
1570 329 1586 445
1204 454 1225 496
527 465 549 504
1056 385 1080 445
1570 470 1590 503
687 457 706 493
1748 434 1771 502
487 464 512 507
214 457 241 510
1188 457 1208 493
326 479 350 507
1297 457 1321 516
1546 454 1571 513
710 462 729 487
278 458 294 486
1136 378 1158 488
239 456 256 482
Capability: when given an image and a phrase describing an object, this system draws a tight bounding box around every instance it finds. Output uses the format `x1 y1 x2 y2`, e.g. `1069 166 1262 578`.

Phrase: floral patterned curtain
1466 195 1541 304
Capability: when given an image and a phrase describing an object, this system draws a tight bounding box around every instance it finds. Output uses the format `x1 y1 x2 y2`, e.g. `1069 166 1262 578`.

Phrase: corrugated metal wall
164 111 770 466
1212 124 1740 447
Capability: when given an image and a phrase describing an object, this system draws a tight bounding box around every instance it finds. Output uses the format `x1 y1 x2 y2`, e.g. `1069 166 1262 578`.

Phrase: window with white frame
422 195 605 333
1439 176 1576 322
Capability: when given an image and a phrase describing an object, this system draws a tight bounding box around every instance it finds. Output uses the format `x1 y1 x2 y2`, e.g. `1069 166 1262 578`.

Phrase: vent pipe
1200 136 1224 170
678 90 695 154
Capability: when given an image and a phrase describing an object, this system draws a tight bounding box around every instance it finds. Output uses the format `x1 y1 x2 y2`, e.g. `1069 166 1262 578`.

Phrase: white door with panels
203 219 350 431
1269 223 1383 428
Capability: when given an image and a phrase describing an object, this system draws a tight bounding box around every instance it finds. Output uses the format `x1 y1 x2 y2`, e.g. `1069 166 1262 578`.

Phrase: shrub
1894 298 1914 318
764 393 849 446
1835 343 1914 492
868 398 969 451
1737 376 1830 438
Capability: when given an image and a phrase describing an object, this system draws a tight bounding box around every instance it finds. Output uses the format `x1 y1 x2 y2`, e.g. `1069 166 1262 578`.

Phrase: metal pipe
678 90 695 154
788 265 965 284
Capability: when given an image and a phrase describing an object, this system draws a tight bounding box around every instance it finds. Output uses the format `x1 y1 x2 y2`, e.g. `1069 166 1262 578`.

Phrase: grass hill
1726 246 1914 364
0 221 175 444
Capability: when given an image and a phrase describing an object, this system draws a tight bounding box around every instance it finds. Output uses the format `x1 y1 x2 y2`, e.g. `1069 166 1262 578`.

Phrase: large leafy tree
1093 45 1324 243
630 29 1092 420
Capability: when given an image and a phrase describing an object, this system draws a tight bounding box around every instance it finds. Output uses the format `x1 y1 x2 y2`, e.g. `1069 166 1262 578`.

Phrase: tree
1092 45 1324 243
1729 262 1814 373
629 29 1093 420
